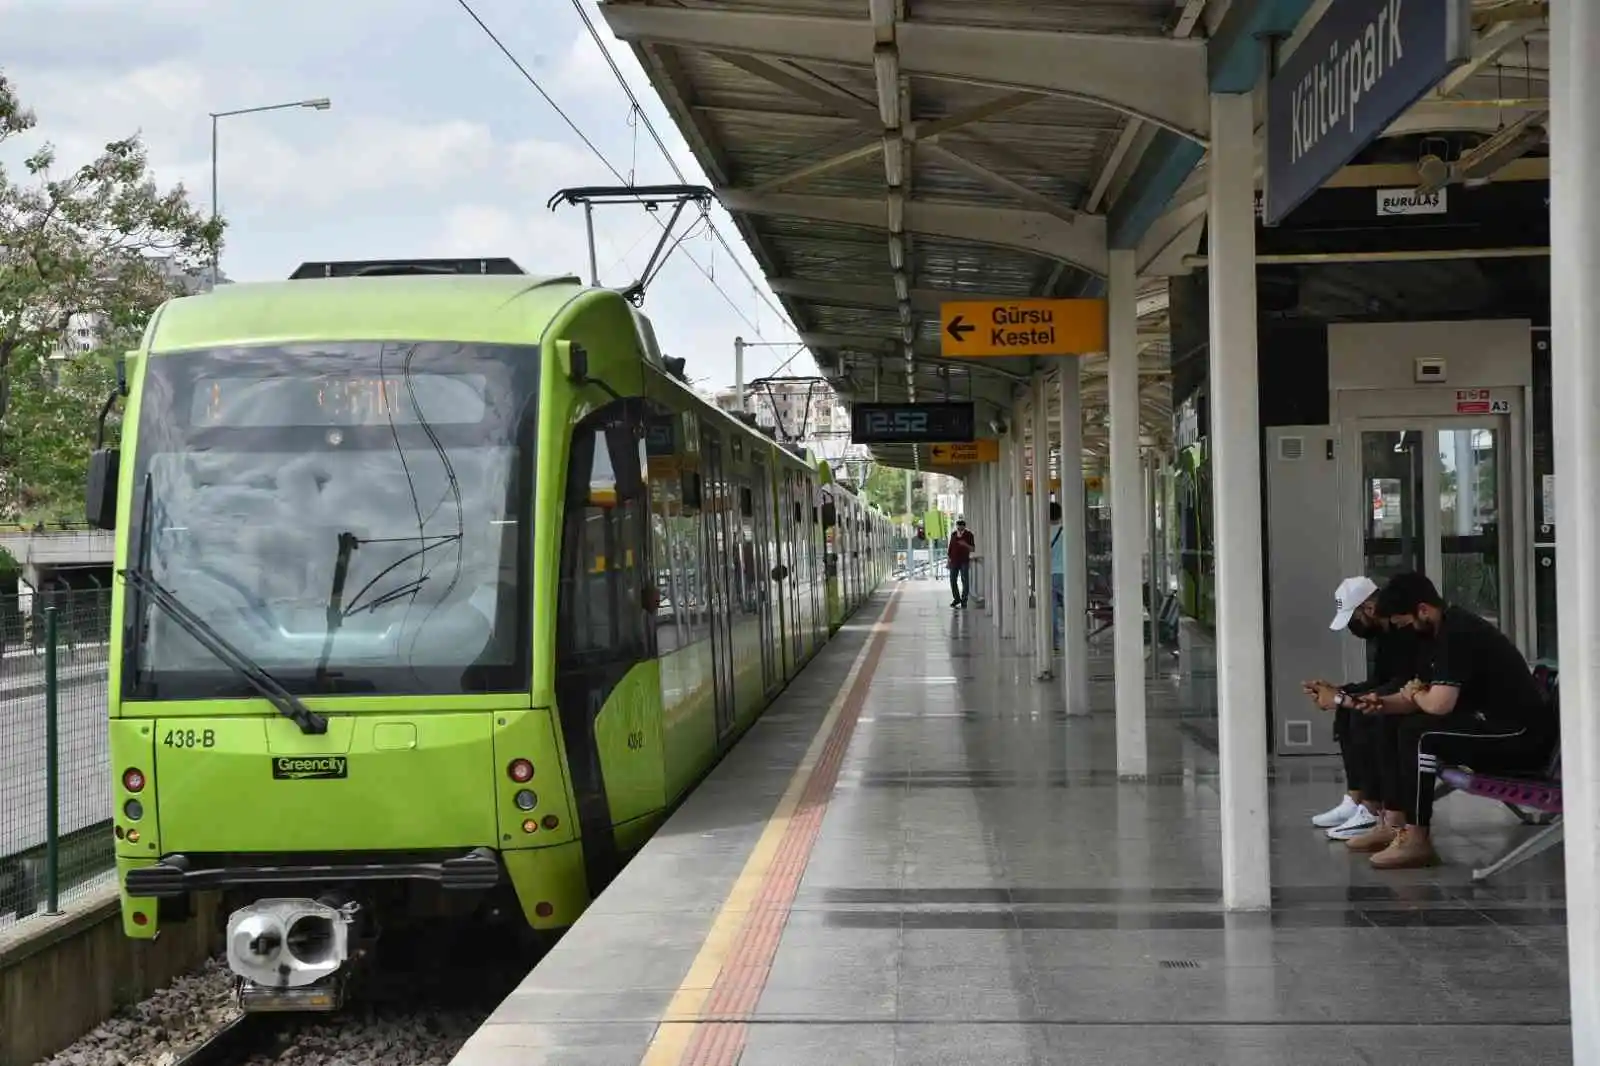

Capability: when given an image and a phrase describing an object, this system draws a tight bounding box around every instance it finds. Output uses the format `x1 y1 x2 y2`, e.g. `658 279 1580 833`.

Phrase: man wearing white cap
1303 575 1424 840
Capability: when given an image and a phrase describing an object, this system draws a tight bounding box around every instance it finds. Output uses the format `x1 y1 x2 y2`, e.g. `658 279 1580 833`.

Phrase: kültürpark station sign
1264 0 1473 225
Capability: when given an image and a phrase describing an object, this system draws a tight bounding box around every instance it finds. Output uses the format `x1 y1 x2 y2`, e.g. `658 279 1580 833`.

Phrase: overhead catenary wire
453 0 779 338
565 0 791 330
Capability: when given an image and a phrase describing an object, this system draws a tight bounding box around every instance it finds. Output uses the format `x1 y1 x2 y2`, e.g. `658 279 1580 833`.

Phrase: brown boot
1369 827 1440 870
1345 821 1398 853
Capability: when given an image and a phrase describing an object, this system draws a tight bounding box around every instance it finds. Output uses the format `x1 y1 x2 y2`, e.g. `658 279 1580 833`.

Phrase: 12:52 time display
850 402 976 444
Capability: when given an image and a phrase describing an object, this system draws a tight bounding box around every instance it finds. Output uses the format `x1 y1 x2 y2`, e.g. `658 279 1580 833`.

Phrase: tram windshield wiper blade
121 566 329 736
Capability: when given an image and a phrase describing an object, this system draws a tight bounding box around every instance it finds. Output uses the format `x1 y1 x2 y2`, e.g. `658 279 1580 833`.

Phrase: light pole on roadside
209 97 331 288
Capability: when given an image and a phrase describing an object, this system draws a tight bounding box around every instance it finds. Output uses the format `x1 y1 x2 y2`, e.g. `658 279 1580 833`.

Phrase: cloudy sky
2 0 811 390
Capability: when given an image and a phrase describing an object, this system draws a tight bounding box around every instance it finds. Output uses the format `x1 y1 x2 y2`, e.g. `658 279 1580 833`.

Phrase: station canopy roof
601 0 1550 471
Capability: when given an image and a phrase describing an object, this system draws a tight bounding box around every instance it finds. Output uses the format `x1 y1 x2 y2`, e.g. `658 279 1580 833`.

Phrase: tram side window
559 412 650 662
736 480 758 615
650 479 699 655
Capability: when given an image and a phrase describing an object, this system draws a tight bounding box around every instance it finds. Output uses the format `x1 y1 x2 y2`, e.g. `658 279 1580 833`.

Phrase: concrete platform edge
1 887 224 1066
450 588 896 1064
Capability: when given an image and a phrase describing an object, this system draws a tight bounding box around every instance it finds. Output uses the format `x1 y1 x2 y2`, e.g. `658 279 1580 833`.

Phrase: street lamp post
209 97 331 288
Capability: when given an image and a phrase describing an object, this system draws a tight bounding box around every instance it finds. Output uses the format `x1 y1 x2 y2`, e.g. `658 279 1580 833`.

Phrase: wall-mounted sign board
1453 388 1511 415
939 298 1107 358
1264 0 1472 227
928 440 1000 465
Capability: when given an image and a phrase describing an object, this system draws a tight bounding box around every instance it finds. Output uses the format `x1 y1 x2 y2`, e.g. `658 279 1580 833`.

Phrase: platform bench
1433 664 1562 882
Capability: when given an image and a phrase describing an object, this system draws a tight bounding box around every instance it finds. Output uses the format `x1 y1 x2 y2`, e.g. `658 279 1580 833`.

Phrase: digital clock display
850 402 976 444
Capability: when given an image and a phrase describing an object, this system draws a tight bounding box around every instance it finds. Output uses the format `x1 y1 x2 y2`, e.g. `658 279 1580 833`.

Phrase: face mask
1346 616 1376 640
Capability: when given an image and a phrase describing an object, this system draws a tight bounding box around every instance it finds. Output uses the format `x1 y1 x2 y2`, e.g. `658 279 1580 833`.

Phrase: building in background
51 257 224 359
706 379 872 476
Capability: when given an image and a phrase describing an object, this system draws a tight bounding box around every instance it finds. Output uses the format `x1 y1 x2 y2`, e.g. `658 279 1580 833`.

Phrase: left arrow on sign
946 315 974 343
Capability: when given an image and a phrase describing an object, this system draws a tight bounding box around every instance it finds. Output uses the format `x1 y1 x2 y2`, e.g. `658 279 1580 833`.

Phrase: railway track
159 928 538 1066
39 924 541 1066
170 1014 279 1066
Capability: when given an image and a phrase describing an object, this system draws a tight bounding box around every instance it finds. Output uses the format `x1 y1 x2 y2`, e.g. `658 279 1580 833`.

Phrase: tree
0 69 219 518
5 348 120 521
862 463 908 517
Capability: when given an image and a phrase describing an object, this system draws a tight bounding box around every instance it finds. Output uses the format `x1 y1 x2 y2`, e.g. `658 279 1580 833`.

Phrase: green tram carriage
83 257 891 1010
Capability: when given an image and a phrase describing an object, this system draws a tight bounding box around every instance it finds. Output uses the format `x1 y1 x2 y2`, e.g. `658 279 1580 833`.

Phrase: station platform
450 582 1570 1066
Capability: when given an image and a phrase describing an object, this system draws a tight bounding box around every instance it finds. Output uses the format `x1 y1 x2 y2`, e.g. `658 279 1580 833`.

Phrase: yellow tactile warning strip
639 586 903 1066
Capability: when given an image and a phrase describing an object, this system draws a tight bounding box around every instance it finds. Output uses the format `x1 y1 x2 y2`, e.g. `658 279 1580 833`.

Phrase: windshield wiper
314 531 360 686
313 530 451 686
339 532 461 617
125 477 328 735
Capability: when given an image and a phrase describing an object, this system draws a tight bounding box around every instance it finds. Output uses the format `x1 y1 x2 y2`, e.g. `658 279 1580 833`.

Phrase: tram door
752 456 781 695
701 432 737 741
805 476 824 645
777 470 796 669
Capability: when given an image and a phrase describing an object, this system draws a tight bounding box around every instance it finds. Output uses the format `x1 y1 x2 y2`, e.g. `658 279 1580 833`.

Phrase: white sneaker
1311 795 1358 828
1326 805 1379 840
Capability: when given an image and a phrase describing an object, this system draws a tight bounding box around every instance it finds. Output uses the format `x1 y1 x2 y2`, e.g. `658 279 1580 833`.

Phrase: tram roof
143 273 590 354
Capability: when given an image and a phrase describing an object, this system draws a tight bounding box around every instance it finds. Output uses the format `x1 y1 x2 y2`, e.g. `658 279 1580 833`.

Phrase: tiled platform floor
451 582 1570 1066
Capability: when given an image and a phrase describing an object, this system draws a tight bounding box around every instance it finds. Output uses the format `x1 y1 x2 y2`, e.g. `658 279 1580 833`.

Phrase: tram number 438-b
163 728 217 748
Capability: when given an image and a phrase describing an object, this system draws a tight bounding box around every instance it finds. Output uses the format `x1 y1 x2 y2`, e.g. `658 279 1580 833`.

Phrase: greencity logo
271 755 349 780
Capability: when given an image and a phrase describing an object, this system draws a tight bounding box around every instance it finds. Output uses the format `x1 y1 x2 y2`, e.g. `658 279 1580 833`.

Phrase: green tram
83 257 892 1010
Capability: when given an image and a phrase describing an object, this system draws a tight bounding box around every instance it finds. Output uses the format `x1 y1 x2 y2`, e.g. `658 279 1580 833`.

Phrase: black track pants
1390 709 1554 827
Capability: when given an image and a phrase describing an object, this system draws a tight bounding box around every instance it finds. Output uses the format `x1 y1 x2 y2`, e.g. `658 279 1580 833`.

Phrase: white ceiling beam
1088 0 1208 216
1382 99 1545 138
1435 19 1546 98
710 52 878 119
914 91 1044 139
1087 120 1143 213
752 90 1046 193
1136 193 1208 276
755 139 884 191
895 21 1209 141
953 130 1074 184
599 3 1210 140
1172 0 1209 39
718 188 1110 276
1135 291 1170 319
919 143 1079 222
804 331 944 357
772 276 1016 310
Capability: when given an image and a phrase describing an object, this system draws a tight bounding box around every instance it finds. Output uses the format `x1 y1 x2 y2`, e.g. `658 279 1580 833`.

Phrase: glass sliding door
1349 416 1515 644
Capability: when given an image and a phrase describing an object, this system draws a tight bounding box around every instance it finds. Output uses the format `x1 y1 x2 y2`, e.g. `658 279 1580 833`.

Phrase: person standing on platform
947 518 975 608
1304 576 1425 841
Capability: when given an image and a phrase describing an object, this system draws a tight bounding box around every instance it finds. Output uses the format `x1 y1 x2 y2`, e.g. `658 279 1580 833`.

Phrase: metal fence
0 588 115 926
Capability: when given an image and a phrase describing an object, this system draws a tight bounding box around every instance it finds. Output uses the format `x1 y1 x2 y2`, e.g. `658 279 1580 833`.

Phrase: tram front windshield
122 341 539 700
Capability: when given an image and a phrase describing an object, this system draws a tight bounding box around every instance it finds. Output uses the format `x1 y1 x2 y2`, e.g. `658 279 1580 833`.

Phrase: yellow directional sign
928 440 999 466
940 298 1108 358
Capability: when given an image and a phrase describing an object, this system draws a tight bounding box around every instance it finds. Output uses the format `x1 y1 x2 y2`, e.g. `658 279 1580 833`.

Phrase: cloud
0 0 804 392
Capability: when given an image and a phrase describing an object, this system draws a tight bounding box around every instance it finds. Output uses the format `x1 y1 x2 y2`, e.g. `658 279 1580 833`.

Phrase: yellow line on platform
638 587 900 1066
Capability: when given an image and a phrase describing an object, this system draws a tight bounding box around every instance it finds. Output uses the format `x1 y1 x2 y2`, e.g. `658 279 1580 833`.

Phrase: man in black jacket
1304 576 1426 841
1345 572 1556 870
